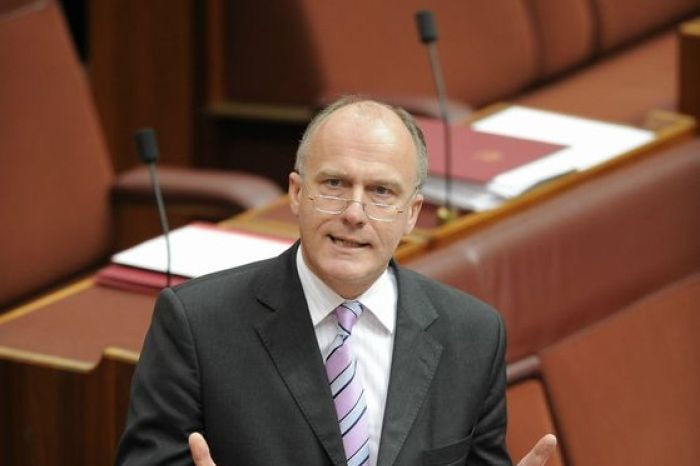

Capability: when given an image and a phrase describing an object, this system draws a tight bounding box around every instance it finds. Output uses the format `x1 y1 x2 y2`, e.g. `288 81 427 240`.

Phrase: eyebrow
313 169 346 180
314 169 404 190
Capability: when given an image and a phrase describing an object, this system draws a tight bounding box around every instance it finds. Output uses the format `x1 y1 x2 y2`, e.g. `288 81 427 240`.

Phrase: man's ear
403 193 424 235
288 171 302 215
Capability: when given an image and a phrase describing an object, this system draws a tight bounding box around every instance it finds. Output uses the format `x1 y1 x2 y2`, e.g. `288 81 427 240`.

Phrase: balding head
295 97 428 188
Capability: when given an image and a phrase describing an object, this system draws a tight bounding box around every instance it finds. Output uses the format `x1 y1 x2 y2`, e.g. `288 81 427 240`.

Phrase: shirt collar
296 246 396 334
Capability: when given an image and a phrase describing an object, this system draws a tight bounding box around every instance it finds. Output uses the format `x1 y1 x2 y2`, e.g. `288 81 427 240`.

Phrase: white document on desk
111 223 295 278
473 106 655 198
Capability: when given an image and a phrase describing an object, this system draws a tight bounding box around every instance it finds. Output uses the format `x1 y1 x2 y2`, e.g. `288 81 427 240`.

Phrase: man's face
289 103 423 299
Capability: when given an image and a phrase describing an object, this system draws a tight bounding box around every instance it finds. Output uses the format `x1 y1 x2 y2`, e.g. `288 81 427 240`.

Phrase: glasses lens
313 196 346 214
365 203 397 221
310 195 399 221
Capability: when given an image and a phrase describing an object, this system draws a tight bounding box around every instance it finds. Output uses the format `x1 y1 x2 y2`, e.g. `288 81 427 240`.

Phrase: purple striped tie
326 301 370 466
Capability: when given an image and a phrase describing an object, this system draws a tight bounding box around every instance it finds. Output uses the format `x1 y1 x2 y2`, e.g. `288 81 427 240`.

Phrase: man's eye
372 186 392 196
323 179 342 188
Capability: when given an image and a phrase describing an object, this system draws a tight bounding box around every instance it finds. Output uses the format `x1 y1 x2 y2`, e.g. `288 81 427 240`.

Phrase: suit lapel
254 245 346 465
377 266 443 466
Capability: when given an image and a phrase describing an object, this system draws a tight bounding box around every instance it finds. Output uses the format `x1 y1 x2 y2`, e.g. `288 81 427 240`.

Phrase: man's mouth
329 235 369 248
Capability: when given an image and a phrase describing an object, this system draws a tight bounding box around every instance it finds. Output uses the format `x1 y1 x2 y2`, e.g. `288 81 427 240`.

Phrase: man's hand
516 434 557 466
189 432 216 466
187 431 555 466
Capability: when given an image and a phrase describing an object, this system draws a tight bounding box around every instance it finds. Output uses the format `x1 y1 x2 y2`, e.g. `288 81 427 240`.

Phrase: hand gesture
188 431 557 466
516 434 557 466
189 432 217 466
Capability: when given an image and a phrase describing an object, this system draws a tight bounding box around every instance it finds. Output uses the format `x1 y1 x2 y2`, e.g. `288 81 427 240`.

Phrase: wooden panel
201 117 305 187
203 0 226 106
89 0 196 172
679 18 700 125
103 348 139 455
0 359 118 466
0 281 146 466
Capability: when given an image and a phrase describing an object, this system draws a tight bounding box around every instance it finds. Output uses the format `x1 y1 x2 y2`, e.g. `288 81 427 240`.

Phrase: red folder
95 264 188 295
415 116 566 183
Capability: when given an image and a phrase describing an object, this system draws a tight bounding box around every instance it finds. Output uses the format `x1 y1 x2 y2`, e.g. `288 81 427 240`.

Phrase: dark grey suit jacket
115 244 512 466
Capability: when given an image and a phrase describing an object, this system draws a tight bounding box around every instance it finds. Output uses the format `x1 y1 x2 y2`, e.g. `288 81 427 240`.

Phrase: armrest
111 165 283 209
110 166 285 250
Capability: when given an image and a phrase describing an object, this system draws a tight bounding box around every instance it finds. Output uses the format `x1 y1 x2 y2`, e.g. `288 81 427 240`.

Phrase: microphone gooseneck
415 10 459 223
134 128 172 288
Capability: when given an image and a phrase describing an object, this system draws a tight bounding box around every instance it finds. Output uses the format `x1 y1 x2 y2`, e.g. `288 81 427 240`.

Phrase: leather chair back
540 273 700 465
0 0 114 308
407 140 700 361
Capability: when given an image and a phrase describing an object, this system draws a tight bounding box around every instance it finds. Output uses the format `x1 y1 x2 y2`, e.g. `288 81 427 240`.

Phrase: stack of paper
95 223 295 293
421 106 655 211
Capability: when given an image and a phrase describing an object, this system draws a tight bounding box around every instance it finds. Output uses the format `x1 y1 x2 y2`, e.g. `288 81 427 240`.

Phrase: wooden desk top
0 279 153 371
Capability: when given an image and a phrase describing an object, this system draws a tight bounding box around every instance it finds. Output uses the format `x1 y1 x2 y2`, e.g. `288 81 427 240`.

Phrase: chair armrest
111 165 283 209
110 166 285 249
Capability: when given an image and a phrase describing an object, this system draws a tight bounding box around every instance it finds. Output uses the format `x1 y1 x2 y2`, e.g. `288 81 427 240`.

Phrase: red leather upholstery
226 0 699 123
540 273 700 465
506 379 564 466
0 0 114 308
407 139 700 362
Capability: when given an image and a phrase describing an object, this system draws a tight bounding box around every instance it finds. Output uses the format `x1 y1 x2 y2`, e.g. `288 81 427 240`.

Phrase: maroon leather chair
0 0 283 311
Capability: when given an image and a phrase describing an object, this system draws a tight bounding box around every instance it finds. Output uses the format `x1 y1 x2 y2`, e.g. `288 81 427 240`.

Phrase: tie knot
334 301 363 335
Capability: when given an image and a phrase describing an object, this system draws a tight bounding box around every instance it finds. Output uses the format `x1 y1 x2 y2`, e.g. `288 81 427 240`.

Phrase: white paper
422 176 506 212
112 223 295 278
472 106 655 197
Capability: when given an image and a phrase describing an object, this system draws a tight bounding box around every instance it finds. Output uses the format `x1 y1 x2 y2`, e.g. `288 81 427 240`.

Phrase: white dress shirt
296 247 397 466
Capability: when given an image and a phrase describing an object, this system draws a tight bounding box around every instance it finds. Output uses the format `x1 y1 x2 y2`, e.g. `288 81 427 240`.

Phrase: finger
517 434 557 466
189 432 217 466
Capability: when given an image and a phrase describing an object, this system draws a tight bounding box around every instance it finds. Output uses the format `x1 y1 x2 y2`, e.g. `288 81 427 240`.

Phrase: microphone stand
415 10 460 223
146 162 171 288
135 128 172 288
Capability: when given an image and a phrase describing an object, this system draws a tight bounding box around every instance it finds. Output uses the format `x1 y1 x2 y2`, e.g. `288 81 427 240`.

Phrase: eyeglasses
306 190 417 222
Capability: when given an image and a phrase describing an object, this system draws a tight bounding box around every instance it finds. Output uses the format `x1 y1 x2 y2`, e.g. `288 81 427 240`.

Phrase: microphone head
134 128 159 164
415 10 438 44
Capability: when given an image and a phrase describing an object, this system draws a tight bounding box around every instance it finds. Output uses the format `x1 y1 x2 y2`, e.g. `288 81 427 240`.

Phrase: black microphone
415 10 459 223
134 128 172 288
416 10 438 44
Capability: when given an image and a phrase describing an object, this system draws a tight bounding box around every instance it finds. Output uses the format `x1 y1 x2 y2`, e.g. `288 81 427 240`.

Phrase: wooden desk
0 107 694 466
0 280 151 465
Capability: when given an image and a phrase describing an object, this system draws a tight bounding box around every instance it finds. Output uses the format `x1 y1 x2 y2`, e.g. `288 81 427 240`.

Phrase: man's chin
319 260 377 288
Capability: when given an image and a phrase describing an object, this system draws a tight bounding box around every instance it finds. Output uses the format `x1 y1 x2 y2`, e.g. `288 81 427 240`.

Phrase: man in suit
115 97 555 465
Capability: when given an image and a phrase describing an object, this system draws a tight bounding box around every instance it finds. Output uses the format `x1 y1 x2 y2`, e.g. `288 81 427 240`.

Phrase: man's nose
342 198 368 224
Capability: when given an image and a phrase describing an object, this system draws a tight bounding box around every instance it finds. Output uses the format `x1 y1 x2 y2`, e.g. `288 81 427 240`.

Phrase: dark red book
415 116 566 183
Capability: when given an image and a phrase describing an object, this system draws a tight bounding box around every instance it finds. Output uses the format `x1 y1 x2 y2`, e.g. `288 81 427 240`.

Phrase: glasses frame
305 186 419 222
